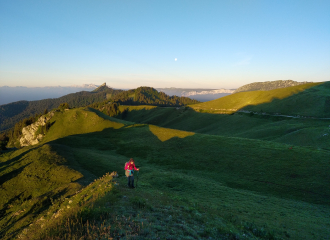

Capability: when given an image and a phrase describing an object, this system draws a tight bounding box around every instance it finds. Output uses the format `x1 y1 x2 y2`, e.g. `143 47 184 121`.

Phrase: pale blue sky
0 0 329 89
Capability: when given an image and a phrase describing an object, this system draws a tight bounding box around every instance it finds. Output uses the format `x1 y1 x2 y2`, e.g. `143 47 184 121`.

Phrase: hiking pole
136 170 139 188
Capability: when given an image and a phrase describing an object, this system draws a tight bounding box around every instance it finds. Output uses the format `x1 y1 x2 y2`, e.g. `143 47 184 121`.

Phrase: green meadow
1 82 330 239
190 82 330 117
115 105 330 150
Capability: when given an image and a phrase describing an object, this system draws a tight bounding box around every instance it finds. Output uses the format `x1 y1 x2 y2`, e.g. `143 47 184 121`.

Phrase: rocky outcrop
19 112 54 147
92 82 110 92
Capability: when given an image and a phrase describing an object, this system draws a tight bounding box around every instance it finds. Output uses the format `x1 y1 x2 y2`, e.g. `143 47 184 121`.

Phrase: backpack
125 162 133 177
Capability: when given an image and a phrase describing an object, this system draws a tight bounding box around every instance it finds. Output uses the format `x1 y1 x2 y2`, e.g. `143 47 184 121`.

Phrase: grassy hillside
233 80 311 93
0 106 330 239
0 87 122 131
0 108 128 239
114 105 330 150
191 81 330 118
0 85 198 132
1 107 330 239
0 144 85 238
49 111 330 239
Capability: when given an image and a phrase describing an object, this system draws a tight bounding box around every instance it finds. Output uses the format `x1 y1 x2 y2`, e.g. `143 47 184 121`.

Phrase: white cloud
232 52 253 66
234 56 252 66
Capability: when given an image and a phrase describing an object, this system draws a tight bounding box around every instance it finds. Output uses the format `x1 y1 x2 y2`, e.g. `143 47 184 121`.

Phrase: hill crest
191 81 330 118
0 87 123 131
111 86 200 106
233 80 311 93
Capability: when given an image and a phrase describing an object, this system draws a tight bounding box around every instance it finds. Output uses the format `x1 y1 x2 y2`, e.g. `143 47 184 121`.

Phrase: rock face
20 112 54 147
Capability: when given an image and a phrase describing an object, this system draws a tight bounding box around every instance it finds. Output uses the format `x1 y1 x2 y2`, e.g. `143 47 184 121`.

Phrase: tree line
111 87 200 107
88 87 200 118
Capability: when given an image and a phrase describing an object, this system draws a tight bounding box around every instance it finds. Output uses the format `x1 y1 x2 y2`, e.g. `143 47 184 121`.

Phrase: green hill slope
0 144 84 238
1 107 330 239
113 105 330 150
0 108 128 239
48 111 330 239
191 81 330 118
233 80 311 93
0 86 122 131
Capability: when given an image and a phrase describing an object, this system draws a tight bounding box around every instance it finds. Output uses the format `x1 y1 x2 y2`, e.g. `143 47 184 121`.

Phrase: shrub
58 103 70 111
0 133 9 150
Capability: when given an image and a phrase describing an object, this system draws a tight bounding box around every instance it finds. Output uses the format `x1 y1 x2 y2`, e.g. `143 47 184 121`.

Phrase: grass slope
0 107 127 239
51 119 330 239
233 80 311 93
114 105 330 150
1 107 330 239
0 144 84 239
0 87 122 131
191 82 330 118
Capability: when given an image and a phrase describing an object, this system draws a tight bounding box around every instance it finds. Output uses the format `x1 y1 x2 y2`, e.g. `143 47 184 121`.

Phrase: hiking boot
131 186 135 189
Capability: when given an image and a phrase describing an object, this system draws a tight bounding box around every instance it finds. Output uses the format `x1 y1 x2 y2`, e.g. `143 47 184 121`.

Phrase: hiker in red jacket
125 158 139 188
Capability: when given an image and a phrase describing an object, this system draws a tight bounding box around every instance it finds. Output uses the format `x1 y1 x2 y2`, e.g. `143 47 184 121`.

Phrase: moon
175 58 177 61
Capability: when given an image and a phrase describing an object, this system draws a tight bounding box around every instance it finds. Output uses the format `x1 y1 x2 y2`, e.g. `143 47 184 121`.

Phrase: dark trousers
128 176 134 187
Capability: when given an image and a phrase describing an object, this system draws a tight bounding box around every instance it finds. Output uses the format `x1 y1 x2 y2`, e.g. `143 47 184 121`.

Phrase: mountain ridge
191 81 330 118
233 80 311 93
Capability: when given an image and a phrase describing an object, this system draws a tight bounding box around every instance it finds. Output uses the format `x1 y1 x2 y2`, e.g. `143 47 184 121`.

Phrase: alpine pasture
1 82 330 239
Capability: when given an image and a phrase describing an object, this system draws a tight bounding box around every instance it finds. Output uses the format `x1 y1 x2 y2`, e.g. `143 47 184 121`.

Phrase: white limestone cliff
19 112 54 147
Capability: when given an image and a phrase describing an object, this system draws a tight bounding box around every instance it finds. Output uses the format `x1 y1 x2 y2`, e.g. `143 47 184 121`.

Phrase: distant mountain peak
92 83 110 92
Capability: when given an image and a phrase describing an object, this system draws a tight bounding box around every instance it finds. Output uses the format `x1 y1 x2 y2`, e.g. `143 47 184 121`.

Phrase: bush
58 103 70 110
0 133 9 150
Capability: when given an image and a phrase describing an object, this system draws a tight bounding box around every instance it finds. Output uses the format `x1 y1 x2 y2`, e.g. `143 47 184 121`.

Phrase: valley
0 82 330 239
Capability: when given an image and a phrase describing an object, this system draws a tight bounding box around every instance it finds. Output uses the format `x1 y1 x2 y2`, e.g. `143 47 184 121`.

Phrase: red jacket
125 162 138 171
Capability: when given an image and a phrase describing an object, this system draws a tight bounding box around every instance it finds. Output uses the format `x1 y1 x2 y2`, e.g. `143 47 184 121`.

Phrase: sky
0 0 329 89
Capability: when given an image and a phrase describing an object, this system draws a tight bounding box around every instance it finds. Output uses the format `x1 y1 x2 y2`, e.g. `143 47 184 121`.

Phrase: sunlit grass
49 119 330 239
189 82 328 117
118 105 157 112
42 107 126 143
149 125 194 142
115 105 330 150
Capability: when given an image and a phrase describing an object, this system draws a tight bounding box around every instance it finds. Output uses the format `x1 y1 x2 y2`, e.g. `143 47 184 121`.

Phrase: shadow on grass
0 188 70 240
48 123 330 206
201 81 330 118
0 163 31 186
0 146 42 175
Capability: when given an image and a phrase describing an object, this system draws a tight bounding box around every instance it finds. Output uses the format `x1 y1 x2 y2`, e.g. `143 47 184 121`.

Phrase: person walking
125 158 139 188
